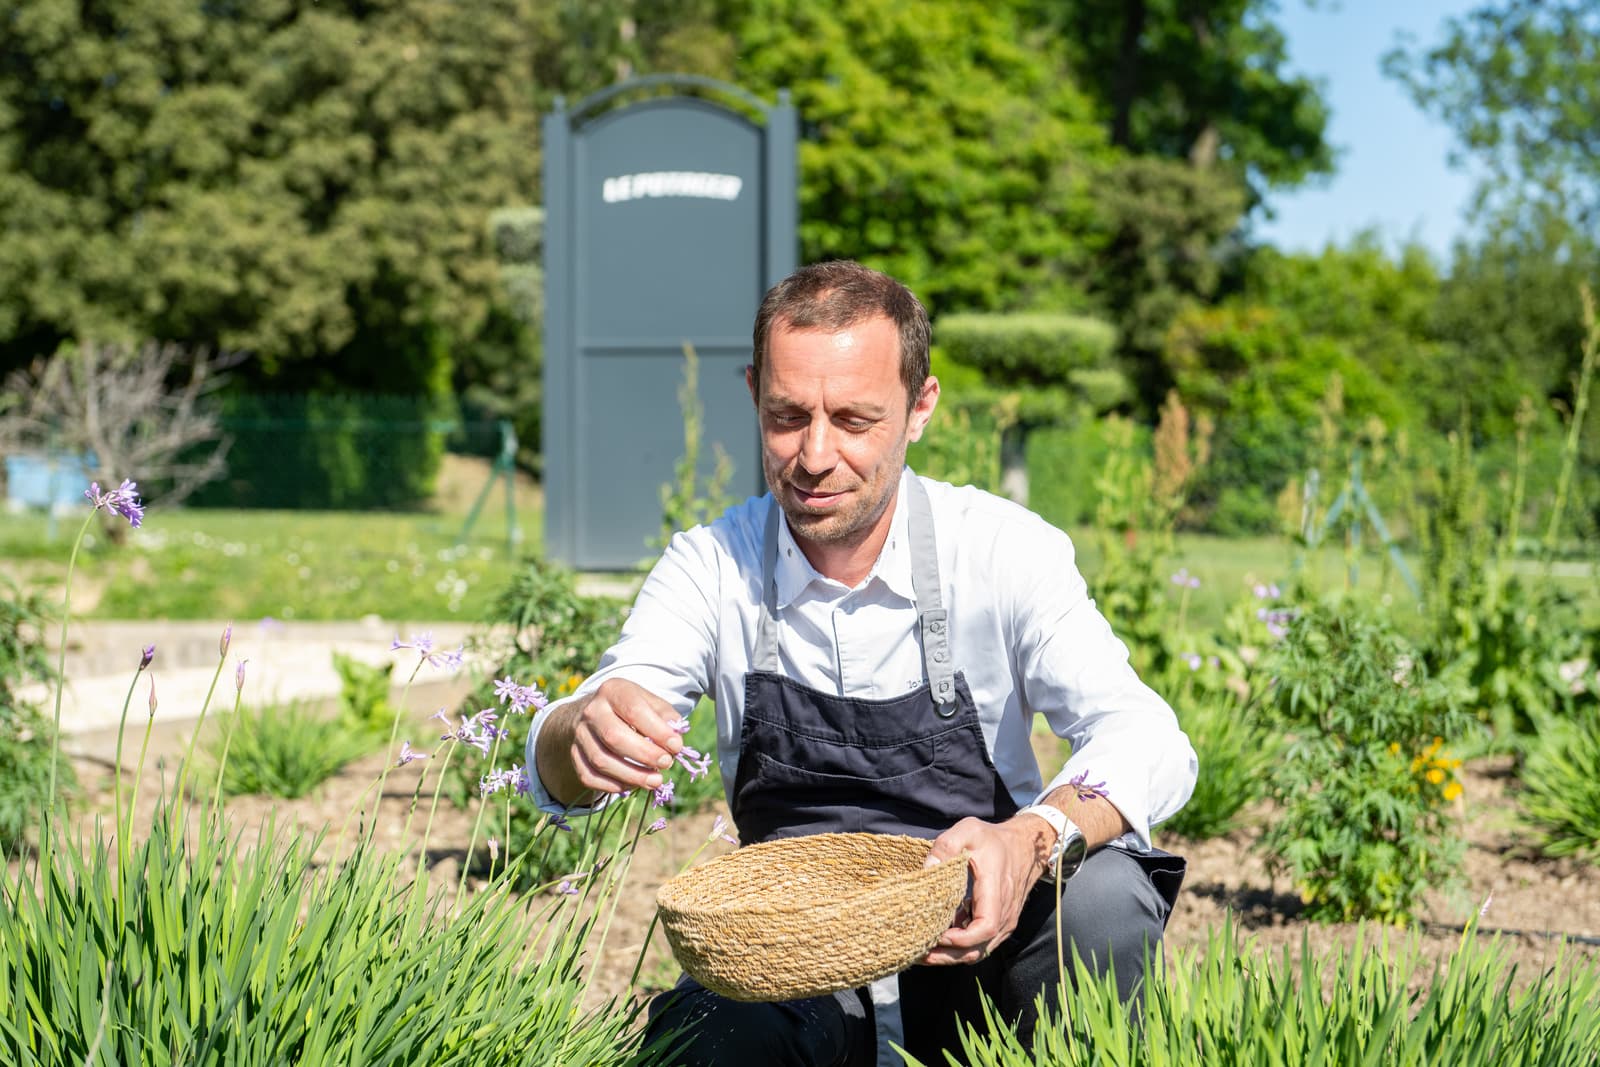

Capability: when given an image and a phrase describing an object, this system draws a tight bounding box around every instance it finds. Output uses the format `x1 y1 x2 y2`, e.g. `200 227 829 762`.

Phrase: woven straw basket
655 832 968 1003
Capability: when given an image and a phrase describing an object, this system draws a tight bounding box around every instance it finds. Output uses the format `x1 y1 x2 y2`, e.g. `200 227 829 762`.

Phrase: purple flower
646 817 668 834
480 764 532 797
397 741 428 766
1170 568 1200 590
493 676 548 714
1067 771 1110 803
393 632 465 672
556 871 588 896
674 745 712 782
138 644 155 670
549 812 574 833
438 708 503 755
651 780 675 808
670 717 692 735
708 814 738 845
234 659 248 692
219 624 232 658
1181 652 1202 671
84 479 144 528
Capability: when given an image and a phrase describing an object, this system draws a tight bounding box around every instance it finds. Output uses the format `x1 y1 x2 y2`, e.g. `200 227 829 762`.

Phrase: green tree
734 0 1113 314
0 1 555 394
1034 0 1334 198
1388 5 1600 531
1385 1 1600 228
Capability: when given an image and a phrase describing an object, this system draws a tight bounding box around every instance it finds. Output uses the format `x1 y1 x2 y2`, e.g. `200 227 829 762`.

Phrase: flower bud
235 658 248 692
147 676 157 716
139 644 155 670
219 624 232 659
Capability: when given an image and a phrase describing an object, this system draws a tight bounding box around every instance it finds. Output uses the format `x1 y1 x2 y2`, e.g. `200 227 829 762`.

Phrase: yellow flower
1426 768 1445 785
1443 781 1463 801
1388 742 1402 755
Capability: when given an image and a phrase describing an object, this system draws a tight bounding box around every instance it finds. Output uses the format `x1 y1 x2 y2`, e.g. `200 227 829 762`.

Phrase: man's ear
746 363 758 406
906 376 940 443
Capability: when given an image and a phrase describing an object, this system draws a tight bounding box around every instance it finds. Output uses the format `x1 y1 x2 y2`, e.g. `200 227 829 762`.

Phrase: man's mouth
790 485 846 507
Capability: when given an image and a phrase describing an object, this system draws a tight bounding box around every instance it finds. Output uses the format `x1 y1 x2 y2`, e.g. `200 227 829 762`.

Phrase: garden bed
61 713 1600 1015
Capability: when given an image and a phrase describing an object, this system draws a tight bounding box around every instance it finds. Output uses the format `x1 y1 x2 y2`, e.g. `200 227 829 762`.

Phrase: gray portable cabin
542 76 798 570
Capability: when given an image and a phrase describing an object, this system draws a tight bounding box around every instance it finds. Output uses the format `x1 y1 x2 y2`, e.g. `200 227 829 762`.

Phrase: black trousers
643 845 1183 1067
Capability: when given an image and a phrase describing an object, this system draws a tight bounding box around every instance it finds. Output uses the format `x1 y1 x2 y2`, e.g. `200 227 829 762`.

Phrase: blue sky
1255 0 1484 262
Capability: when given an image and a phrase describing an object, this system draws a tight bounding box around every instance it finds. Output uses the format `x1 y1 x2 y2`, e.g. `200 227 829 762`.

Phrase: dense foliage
0 577 69 848
914 924 1600 1066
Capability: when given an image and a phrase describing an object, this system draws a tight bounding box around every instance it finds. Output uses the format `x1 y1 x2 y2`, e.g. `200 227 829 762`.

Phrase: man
528 260 1196 1066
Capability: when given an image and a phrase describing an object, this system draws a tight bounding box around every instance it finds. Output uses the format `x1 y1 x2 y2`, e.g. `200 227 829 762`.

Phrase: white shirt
526 469 1197 850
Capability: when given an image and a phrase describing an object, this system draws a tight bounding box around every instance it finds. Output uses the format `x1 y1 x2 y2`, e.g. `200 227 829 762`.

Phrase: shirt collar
772 468 917 609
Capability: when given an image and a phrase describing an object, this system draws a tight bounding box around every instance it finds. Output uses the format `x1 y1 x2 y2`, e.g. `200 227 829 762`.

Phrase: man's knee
1019 847 1176 1007
643 978 865 1067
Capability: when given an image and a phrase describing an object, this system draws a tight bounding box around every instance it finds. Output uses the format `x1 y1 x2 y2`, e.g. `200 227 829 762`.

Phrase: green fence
187 394 507 511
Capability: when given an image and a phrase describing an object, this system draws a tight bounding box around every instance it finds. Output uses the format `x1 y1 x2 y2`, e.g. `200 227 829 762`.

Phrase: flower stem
125 685 160 865
456 733 508 903
45 511 96 828
171 655 227 813
209 687 247 811
112 667 141 898
366 658 424 850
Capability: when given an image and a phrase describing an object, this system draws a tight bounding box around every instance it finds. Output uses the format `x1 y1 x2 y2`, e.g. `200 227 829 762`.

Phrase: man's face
749 314 938 553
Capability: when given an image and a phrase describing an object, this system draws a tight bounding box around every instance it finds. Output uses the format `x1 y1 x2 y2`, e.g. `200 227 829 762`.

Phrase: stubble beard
766 443 907 549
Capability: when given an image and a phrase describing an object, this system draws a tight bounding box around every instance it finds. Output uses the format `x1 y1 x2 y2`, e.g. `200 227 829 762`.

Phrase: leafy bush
205 699 375 799
915 923 1600 1066
0 577 71 848
331 651 396 737
1161 678 1276 840
1024 418 1122 531
938 312 1117 388
1260 599 1475 922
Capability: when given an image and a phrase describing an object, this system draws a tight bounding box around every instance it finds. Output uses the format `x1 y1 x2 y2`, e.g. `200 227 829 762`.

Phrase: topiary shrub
938 312 1117 389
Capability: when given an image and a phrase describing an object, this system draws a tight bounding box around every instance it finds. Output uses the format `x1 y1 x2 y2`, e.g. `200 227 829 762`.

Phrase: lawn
2 464 1594 628
0 457 547 622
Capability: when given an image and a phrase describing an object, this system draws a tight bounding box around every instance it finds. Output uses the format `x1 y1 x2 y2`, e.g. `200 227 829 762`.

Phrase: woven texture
656 832 968 1003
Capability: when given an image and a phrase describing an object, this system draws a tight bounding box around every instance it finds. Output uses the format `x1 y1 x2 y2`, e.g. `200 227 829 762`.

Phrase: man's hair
751 260 931 409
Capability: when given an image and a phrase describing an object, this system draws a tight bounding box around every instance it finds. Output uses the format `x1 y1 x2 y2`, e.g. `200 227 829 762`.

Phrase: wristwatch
1016 803 1087 882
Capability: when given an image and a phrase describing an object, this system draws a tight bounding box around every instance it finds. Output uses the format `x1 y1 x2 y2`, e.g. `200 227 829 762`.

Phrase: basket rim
656 833 969 920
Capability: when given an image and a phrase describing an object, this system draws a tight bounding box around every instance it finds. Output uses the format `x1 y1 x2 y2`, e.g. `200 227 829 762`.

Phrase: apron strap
905 477 956 713
755 501 782 673
755 474 954 710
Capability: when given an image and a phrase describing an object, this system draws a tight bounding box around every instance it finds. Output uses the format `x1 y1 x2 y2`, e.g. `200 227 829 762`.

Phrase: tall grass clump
203 696 376 799
0 478 668 1066
909 923 1600 1066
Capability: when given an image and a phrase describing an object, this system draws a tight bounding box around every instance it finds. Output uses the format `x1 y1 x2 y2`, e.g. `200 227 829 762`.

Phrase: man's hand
918 815 1051 966
535 678 685 807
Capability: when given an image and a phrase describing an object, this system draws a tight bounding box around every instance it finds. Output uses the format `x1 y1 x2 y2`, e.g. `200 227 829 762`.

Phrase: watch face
1058 832 1088 879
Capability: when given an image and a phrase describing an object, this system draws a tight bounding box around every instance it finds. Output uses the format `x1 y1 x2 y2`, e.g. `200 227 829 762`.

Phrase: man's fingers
586 713 673 775
601 680 687 755
572 735 657 794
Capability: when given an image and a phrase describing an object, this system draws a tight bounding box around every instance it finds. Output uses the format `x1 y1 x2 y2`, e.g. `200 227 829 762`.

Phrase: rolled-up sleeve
524 527 722 815
1008 525 1197 849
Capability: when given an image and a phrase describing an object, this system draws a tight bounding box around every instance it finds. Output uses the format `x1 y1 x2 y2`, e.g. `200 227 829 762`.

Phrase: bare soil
56 707 1600 1017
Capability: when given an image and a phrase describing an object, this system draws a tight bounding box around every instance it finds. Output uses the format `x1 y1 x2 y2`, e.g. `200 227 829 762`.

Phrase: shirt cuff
1039 756 1154 852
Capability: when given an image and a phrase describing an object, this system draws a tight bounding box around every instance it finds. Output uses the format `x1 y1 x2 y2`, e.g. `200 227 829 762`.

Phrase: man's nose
797 420 838 474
